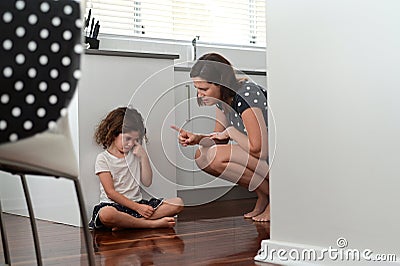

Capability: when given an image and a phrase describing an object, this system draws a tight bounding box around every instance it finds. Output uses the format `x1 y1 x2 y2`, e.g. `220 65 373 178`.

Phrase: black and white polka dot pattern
0 0 82 144
217 81 268 134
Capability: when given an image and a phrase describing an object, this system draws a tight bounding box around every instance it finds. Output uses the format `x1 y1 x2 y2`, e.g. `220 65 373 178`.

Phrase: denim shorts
88 198 164 230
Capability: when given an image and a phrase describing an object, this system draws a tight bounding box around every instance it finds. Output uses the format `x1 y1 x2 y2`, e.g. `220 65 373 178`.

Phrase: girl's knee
174 197 184 207
174 203 184 214
99 206 118 224
175 197 184 213
165 197 184 213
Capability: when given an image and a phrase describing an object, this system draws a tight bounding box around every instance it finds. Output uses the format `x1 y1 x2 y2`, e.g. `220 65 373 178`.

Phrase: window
85 0 266 47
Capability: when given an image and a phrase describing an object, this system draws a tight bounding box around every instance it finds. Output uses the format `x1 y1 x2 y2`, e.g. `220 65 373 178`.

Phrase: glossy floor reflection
93 198 272 265
92 217 270 265
1 198 275 265
93 228 185 265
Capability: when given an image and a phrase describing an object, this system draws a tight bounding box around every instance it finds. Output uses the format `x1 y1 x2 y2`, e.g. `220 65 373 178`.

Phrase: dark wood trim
85 49 180 60
174 66 266 76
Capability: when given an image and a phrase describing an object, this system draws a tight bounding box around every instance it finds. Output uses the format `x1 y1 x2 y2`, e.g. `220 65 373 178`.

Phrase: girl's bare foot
151 217 176 228
252 204 270 222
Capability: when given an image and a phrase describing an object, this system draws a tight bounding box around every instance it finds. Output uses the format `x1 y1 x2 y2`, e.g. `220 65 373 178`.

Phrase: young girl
89 107 183 230
172 53 269 222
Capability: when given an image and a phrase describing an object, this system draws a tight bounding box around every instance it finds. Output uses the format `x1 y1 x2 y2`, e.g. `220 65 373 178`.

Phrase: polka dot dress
0 0 82 144
217 81 268 134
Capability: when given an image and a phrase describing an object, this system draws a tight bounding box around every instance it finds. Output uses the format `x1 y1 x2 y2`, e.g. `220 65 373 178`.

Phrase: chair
0 0 94 265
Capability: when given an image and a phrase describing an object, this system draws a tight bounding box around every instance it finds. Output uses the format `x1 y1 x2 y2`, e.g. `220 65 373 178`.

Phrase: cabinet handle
185 84 191 121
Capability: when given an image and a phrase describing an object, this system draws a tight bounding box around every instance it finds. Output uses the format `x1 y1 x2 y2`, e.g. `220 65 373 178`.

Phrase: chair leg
72 179 95 266
20 174 43 266
0 200 11 265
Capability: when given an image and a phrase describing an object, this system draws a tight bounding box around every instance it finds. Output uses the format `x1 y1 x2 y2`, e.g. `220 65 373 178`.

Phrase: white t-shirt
95 150 142 203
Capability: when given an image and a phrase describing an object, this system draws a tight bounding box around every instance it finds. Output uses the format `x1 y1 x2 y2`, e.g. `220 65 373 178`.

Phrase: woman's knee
196 146 225 173
194 147 202 161
195 147 210 169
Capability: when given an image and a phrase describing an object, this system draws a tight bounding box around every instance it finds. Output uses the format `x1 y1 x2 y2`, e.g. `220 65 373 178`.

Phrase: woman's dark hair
94 106 147 149
190 53 240 105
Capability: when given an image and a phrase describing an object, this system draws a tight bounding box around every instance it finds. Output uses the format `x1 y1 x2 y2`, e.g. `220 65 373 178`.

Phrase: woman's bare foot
151 217 176 228
244 209 264 219
244 193 268 218
252 204 270 222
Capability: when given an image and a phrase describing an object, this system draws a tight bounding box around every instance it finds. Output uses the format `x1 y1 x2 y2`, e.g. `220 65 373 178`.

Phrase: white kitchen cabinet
78 50 179 218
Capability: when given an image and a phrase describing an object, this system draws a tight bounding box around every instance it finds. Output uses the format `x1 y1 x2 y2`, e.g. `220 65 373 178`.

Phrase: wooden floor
1 198 275 265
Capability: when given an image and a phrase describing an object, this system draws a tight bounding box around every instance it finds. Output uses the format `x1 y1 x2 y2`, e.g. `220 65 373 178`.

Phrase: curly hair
94 107 147 149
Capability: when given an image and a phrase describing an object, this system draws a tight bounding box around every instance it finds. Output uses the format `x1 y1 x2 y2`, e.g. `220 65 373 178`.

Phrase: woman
172 53 270 222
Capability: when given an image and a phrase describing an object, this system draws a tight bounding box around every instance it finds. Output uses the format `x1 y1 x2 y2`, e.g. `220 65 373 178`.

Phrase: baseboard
178 185 256 206
2 198 81 226
217 185 257 201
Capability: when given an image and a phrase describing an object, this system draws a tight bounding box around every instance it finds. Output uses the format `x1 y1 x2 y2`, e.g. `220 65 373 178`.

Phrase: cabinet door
79 55 178 218
173 72 196 188
174 71 234 191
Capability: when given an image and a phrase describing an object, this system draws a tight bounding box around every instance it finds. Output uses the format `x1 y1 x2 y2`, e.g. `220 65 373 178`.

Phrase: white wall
264 0 400 262
77 53 179 220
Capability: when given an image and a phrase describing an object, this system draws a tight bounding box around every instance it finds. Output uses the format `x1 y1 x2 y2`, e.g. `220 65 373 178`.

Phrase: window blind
85 0 266 47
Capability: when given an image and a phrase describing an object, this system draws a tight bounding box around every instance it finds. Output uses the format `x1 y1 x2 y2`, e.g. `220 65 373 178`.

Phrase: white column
257 0 400 264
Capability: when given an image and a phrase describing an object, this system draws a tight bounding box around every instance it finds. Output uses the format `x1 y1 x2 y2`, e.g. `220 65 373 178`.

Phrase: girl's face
114 131 140 153
193 78 221 106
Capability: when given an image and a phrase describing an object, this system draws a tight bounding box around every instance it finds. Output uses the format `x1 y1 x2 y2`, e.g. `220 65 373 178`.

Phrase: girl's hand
132 140 147 159
136 204 154 218
171 125 200 146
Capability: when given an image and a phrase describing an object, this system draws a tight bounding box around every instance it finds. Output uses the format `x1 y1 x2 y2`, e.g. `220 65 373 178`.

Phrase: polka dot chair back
0 0 82 145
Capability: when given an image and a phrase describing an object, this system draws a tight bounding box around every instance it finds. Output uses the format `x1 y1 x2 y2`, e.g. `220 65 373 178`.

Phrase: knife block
85 37 100 49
